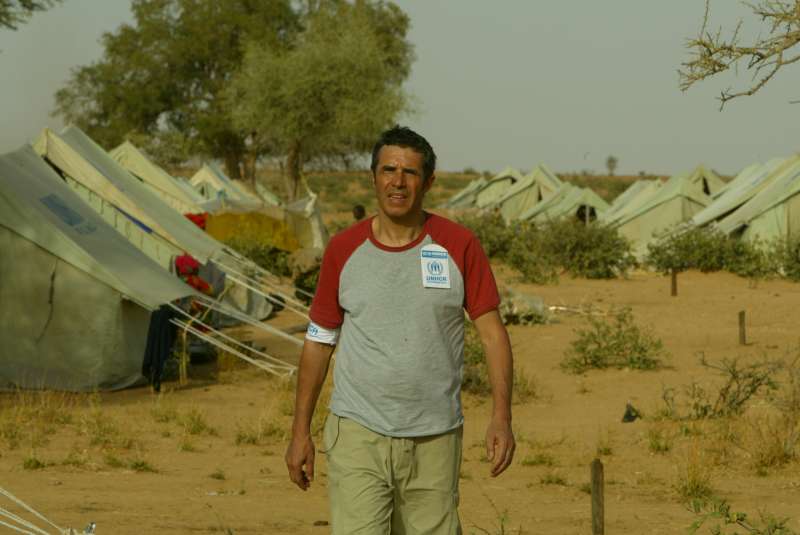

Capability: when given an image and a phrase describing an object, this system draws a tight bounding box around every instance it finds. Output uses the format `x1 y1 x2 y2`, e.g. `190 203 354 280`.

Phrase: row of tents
442 157 800 258
1 126 324 392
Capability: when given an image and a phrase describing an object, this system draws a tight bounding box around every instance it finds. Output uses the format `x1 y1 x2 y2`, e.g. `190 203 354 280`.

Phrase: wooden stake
591 458 604 535
739 310 746 345
670 269 678 297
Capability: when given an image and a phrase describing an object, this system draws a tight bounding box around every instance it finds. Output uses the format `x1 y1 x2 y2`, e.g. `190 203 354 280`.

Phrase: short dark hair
370 126 436 181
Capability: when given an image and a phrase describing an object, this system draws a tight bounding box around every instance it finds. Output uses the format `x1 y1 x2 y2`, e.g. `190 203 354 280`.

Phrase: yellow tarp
206 212 301 252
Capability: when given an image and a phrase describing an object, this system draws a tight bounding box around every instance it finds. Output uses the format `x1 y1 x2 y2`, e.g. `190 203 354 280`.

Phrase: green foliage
688 498 798 535
228 1 412 198
53 0 301 177
0 0 59 31
457 214 634 284
462 323 491 396
646 227 800 282
660 355 781 420
223 237 292 278
535 219 636 279
773 236 800 281
562 307 664 374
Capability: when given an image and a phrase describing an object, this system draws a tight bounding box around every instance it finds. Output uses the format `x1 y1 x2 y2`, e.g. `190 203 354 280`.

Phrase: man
286 126 515 534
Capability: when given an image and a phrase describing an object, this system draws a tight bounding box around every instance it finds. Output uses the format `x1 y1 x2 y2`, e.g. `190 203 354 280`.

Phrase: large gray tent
0 146 196 391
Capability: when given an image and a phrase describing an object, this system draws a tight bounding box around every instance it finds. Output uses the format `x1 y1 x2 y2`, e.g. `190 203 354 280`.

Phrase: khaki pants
323 414 462 535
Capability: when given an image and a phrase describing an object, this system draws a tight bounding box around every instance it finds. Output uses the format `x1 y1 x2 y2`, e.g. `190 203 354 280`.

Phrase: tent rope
195 296 304 348
170 319 295 377
222 272 309 320
168 305 296 371
0 486 69 535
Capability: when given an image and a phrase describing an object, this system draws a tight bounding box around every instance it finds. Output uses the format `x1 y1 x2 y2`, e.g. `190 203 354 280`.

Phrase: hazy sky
2 1 799 176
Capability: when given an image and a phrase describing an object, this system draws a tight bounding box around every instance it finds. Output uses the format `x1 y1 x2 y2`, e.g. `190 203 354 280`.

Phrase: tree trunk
285 140 302 201
243 149 258 188
224 152 243 181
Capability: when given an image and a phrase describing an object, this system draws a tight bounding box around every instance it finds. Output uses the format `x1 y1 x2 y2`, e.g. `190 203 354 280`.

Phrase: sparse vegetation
458 214 635 284
562 307 665 374
539 472 567 486
647 228 800 284
688 498 799 535
675 447 714 503
660 355 781 420
520 453 555 467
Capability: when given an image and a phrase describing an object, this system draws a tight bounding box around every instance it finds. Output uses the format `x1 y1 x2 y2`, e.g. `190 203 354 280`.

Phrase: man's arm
473 309 515 477
285 339 335 490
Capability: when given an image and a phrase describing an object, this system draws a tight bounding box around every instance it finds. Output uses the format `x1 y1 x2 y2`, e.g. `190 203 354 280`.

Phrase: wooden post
670 269 678 297
738 310 746 345
591 458 604 535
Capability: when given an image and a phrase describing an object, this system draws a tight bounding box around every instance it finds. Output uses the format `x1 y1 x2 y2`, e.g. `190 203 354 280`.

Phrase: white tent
689 158 791 228
110 141 205 214
0 146 197 391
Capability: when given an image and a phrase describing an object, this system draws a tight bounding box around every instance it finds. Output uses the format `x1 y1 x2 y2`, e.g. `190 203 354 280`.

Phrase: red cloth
175 254 201 276
184 212 208 230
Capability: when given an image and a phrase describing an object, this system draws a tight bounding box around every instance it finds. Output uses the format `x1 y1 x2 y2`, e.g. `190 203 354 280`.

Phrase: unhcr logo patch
420 244 451 289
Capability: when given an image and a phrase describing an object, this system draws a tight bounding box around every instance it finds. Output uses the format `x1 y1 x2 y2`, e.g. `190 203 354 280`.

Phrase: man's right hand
286 433 315 490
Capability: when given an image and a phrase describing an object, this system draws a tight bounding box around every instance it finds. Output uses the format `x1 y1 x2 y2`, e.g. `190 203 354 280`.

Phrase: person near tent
285 126 515 533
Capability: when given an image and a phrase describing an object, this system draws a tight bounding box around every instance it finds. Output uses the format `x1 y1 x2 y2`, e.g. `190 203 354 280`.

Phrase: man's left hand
485 417 515 477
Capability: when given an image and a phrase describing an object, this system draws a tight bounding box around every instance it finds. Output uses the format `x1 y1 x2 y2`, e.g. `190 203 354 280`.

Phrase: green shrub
646 227 790 282
646 227 734 274
457 212 516 260
536 219 635 279
562 307 664 373
462 323 491 396
223 237 292 277
773 236 800 281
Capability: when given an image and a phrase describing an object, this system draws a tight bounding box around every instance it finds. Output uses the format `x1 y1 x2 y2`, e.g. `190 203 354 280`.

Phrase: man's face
373 145 434 220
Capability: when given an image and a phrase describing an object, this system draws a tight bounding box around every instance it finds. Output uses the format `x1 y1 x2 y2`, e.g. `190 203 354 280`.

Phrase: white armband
305 321 340 346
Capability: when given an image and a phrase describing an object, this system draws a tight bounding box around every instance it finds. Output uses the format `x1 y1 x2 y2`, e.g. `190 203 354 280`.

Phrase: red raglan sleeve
463 235 501 320
309 242 345 329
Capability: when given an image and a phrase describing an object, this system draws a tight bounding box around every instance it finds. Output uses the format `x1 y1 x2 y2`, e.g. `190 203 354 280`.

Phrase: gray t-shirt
309 214 500 437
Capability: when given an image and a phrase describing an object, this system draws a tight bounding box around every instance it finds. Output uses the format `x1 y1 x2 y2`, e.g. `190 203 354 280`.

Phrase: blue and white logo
427 260 444 276
420 244 451 289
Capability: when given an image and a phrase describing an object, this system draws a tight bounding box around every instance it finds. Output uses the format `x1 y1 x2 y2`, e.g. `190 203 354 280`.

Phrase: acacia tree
53 0 299 181
680 0 800 108
228 1 412 200
606 155 618 176
0 0 58 30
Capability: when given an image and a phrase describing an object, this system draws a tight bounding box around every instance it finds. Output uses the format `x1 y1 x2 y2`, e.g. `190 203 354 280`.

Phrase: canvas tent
34 127 277 320
716 157 800 242
474 167 522 209
190 163 264 211
493 164 562 221
34 127 223 268
0 145 197 391
109 141 205 215
519 183 609 223
602 180 661 222
441 177 487 209
607 165 723 258
688 158 791 229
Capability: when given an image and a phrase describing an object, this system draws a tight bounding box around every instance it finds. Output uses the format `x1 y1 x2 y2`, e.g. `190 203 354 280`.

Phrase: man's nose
390 170 407 187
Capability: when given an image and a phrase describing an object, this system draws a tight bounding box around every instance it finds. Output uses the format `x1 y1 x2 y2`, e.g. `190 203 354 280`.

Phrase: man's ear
423 174 436 193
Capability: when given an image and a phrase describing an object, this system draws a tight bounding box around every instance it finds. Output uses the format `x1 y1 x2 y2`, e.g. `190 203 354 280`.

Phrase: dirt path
2 271 799 534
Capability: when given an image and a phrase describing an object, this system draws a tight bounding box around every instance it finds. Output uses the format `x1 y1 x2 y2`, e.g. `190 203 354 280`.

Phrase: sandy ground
2 270 800 534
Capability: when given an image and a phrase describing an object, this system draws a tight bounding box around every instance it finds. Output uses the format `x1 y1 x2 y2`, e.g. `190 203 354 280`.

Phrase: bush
646 227 735 274
646 227 800 282
536 219 635 279
458 214 635 283
223 237 292 277
659 355 782 420
457 212 516 260
773 236 800 281
562 307 664 373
